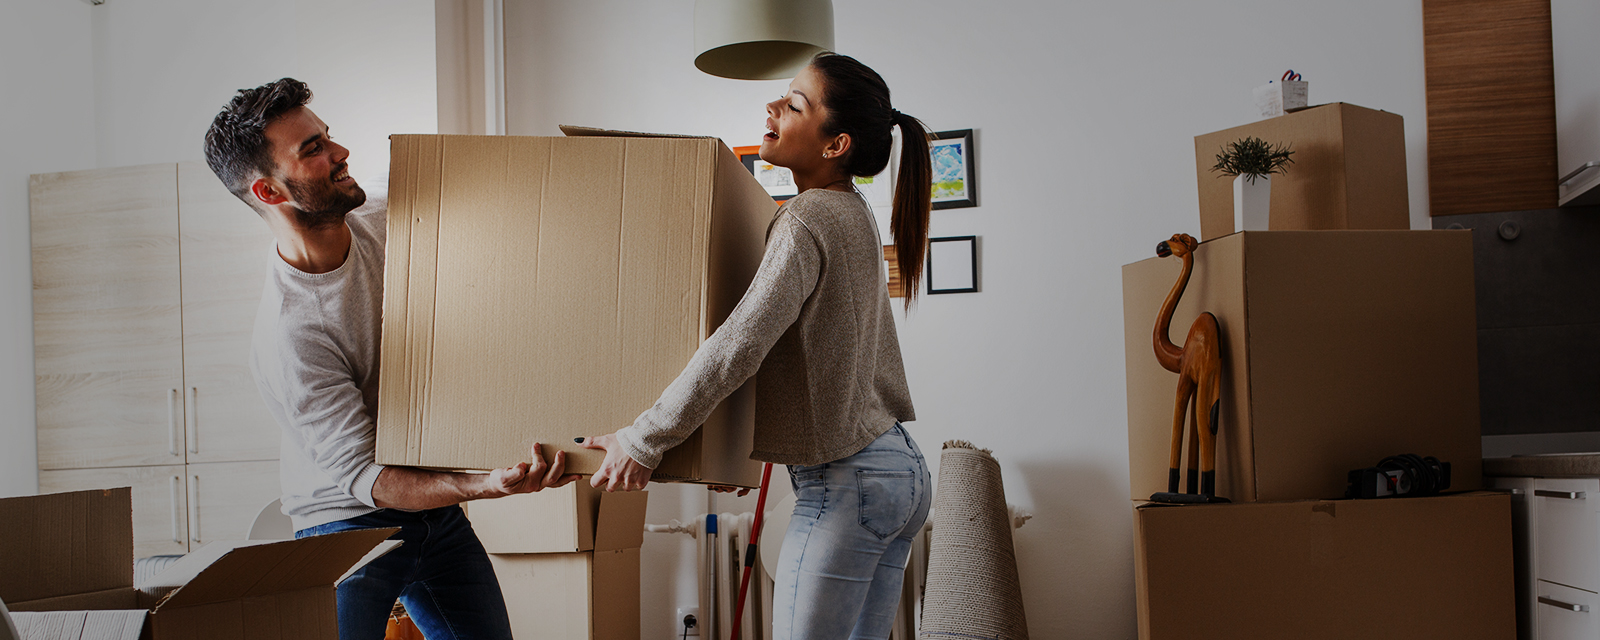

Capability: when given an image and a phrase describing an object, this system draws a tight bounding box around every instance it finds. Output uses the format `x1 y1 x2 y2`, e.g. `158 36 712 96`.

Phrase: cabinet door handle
169 474 182 543
189 473 201 545
185 387 199 455
168 389 181 456
1539 596 1590 613
1535 490 1586 500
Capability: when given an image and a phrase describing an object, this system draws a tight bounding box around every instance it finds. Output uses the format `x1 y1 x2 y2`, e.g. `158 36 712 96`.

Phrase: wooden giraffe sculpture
1151 233 1225 502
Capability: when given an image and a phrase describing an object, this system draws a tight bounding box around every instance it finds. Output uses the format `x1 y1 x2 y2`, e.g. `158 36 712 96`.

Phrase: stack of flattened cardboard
1115 108 1515 639
467 484 648 640
376 131 775 489
0 488 394 640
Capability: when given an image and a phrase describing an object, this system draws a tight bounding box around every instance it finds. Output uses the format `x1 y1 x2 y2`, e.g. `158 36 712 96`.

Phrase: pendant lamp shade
694 0 835 80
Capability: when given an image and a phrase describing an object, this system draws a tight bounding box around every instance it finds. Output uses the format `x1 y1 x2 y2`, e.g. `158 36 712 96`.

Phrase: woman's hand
581 433 653 492
708 485 751 497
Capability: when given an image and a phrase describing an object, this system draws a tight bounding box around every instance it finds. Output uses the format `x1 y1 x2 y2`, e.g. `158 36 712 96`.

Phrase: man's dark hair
203 78 313 205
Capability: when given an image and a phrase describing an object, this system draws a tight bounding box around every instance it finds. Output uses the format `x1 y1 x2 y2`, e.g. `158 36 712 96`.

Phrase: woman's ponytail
890 111 931 306
807 52 930 307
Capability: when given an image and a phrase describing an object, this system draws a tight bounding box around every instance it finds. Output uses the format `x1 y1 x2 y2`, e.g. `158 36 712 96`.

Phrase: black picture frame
926 235 978 294
930 129 977 210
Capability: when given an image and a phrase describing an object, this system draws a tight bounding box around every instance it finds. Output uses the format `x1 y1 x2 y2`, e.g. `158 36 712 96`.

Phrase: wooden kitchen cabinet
40 461 281 558
39 464 190 558
30 164 187 470
32 162 279 469
174 163 280 464
185 460 282 547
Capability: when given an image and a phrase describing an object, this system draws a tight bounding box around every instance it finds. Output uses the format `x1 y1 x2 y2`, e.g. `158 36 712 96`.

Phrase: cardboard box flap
10 610 146 640
0 488 133 605
558 125 706 139
150 528 397 611
7 587 141 613
594 491 649 552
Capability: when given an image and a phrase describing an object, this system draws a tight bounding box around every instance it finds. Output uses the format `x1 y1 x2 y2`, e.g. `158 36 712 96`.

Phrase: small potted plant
1211 137 1294 233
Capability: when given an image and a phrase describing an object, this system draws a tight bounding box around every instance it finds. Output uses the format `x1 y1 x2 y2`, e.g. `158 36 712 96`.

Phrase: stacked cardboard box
1192 103 1410 240
467 484 648 640
376 130 775 488
0 488 393 640
1120 109 1515 637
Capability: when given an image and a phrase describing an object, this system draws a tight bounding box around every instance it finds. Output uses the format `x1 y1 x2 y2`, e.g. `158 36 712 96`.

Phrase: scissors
1282 70 1303 82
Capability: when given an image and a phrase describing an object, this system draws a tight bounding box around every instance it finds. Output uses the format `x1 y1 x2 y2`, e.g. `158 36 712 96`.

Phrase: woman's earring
822 152 830 158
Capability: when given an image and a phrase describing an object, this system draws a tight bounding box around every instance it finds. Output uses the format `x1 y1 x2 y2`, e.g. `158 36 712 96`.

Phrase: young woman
582 52 934 639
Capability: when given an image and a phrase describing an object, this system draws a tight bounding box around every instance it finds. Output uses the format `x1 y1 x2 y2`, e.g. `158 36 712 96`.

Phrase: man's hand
486 443 581 497
581 433 652 492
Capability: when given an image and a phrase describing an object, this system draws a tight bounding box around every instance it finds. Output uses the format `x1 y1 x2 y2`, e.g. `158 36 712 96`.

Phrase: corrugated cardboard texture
0 488 132 605
149 587 336 640
8 588 140 613
488 549 640 640
466 482 602 553
592 491 648 552
379 134 770 487
11 610 146 640
1123 234 1252 501
1133 492 1514 640
1123 231 1482 502
1194 103 1409 241
155 528 396 610
468 484 648 553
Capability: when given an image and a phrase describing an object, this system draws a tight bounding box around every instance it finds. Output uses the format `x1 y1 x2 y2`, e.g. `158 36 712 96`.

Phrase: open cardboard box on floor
1122 231 1482 502
1195 103 1410 240
0 488 396 640
466 482 647 554
376 128 773 488
481 488 648 640
1133 492 1515 640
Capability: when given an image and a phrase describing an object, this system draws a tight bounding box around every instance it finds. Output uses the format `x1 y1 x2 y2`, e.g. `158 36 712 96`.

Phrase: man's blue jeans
297 505 513 640
771 423 933 639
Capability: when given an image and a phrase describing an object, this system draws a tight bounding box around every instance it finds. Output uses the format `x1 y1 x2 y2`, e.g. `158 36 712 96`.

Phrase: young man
204 77 572 640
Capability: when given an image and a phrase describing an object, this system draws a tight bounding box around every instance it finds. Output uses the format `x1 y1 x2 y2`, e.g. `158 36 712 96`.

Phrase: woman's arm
585 212 822 489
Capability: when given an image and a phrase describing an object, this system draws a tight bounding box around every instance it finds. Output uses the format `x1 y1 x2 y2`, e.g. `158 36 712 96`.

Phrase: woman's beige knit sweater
614 188 915 468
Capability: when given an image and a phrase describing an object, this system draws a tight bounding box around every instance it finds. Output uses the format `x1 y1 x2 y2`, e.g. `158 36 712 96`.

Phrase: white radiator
648 504 1029 639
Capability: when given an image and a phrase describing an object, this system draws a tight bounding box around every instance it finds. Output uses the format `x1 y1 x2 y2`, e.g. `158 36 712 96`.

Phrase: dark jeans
297 506 513 640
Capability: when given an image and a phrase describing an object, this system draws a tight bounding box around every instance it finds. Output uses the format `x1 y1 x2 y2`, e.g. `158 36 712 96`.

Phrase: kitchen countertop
1484 453 1600 478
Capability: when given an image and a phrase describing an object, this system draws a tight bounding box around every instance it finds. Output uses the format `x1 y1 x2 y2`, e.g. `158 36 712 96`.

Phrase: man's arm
372 443 579 510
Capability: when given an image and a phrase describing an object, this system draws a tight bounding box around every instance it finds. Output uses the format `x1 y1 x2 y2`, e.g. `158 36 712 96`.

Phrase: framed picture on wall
930 129 977 210
734 145 798 202
926 235 978 294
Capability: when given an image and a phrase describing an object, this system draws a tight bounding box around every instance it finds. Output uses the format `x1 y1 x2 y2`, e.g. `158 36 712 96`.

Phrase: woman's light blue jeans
772 423 933 639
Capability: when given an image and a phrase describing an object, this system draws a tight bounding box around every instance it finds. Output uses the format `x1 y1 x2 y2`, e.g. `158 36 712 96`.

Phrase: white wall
0 1 97 499
505 1 1431 637
0 0 437 498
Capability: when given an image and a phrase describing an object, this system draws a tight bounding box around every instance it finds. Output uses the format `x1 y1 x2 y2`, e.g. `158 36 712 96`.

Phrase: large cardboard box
466 483 647 554
482 488 647 640
488 550 640 640
1133 492 1515 640
1194 103 1409 241
0 488 394 640
1122 231 1482 502
377 131 775 487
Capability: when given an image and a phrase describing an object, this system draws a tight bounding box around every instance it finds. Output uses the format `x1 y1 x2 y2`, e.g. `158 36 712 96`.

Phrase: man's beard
284 173 367 229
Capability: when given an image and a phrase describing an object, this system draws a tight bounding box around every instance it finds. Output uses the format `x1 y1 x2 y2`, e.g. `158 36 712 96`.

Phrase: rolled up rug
919 440 1029 640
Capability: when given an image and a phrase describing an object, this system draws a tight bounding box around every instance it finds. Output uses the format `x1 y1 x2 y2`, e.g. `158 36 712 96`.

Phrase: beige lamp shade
694 0 835 80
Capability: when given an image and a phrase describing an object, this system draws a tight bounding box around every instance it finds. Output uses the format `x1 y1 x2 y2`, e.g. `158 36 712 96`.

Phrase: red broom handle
729 462 774 640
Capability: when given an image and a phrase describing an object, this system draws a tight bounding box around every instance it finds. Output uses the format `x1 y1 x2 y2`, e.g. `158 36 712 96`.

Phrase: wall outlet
677 607 701 636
